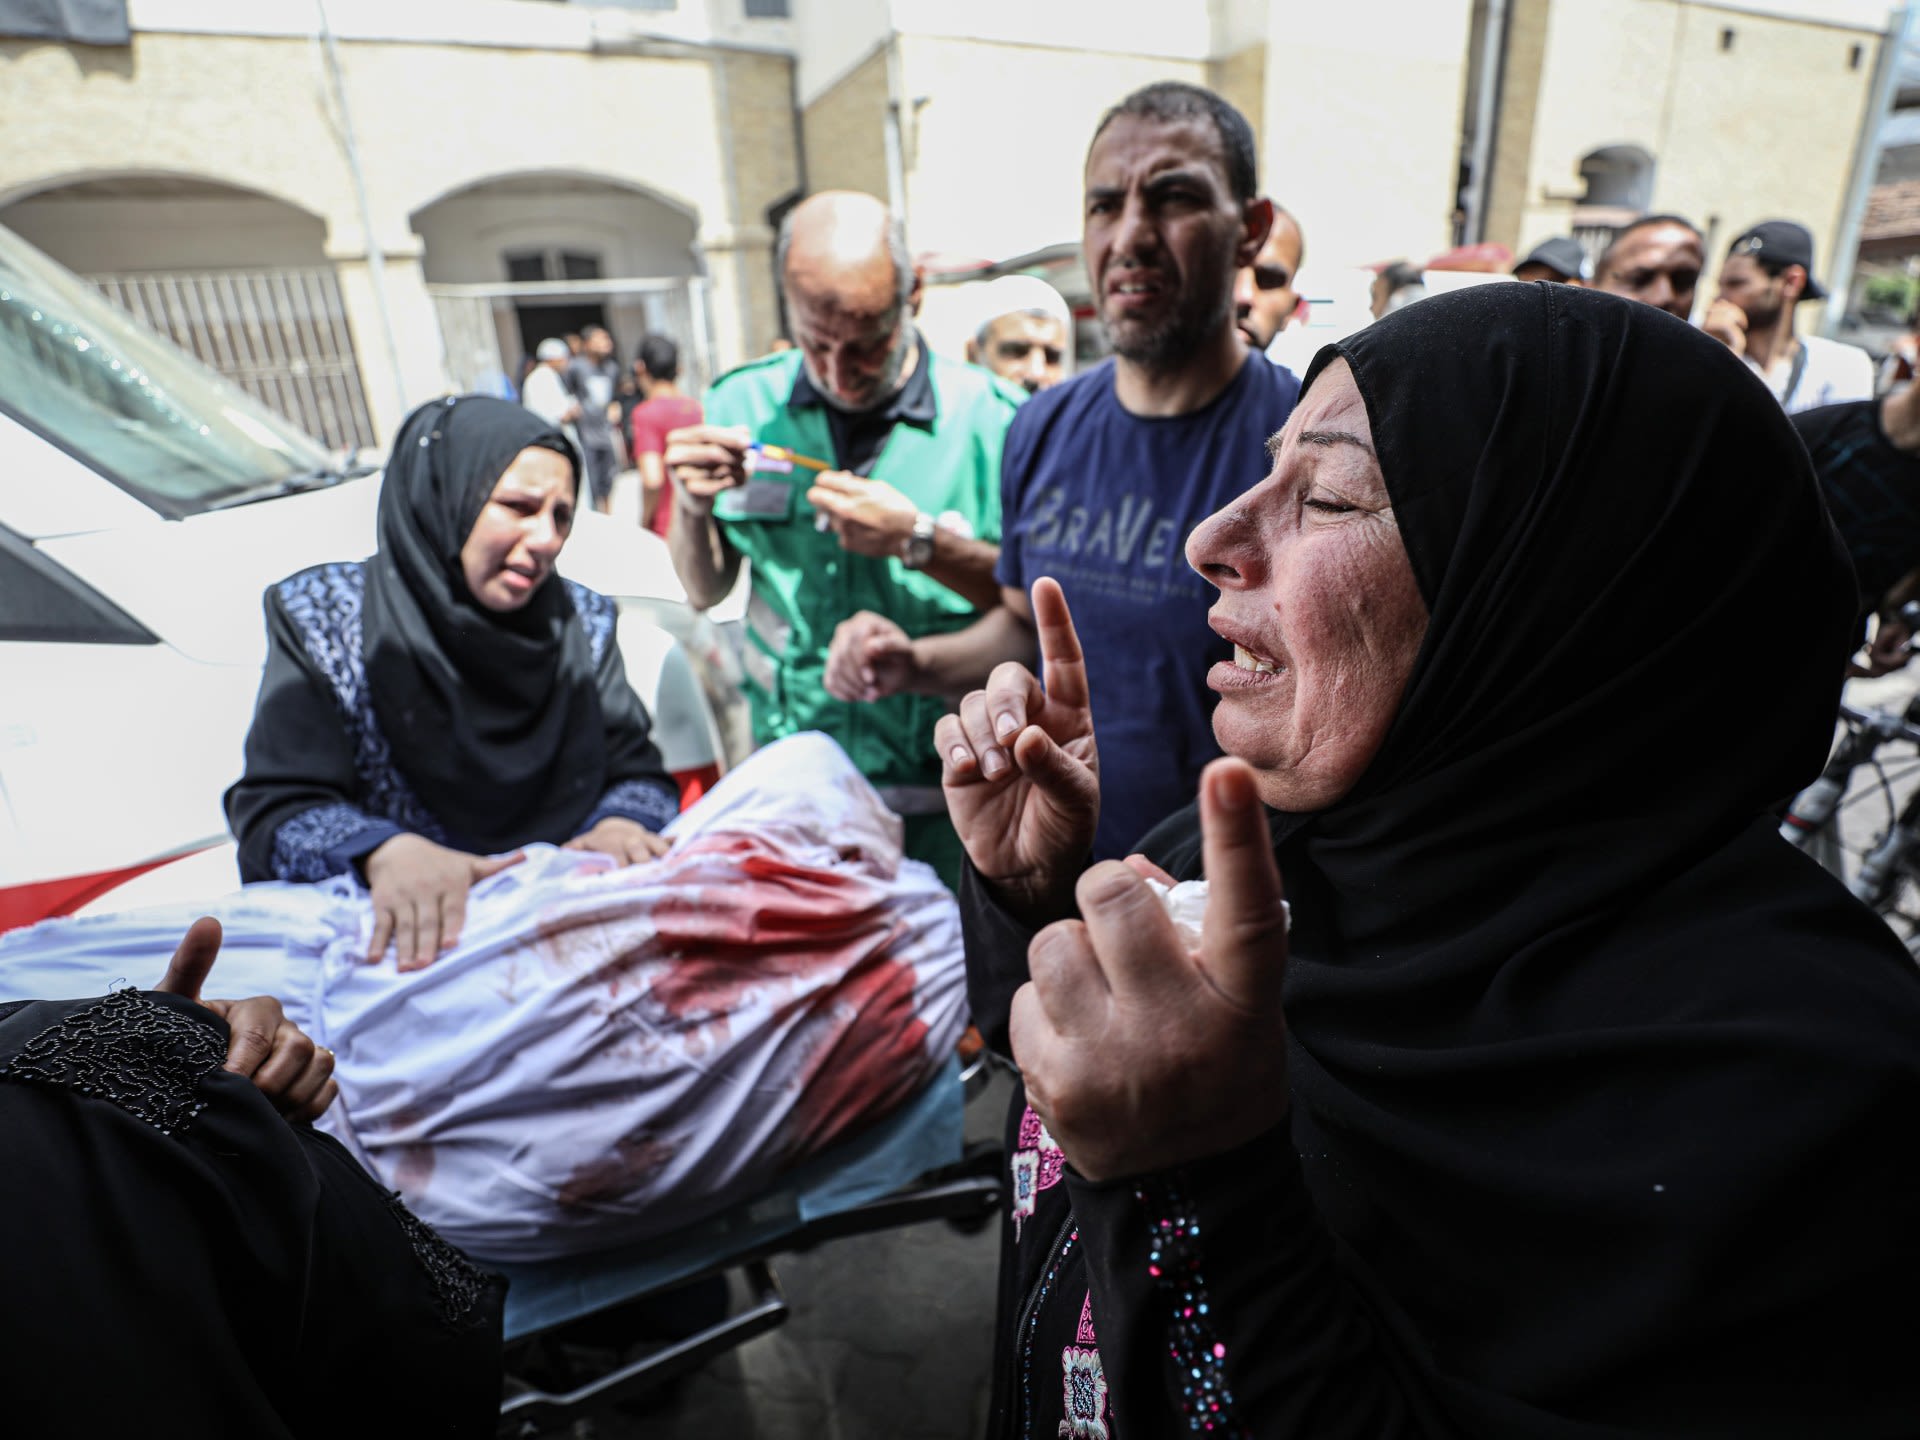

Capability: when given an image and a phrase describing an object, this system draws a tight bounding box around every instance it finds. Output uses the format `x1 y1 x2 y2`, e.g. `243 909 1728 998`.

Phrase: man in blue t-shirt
822 81 1299 856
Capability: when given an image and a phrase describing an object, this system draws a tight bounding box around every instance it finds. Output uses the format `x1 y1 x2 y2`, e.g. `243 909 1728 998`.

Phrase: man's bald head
776 191 920 412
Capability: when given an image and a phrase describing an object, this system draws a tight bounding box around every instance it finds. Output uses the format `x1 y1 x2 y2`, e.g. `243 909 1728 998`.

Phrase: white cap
536 338 570 362
972 275 1072 336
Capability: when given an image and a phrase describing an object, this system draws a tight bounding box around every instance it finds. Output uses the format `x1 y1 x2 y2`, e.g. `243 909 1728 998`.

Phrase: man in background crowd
822 81 1300 860
1514 236 1589 286
1370 260 1426 319
567 324 624 514
1233 204 1305 355
965 275 1072 395
629 334 701 538
1703 220 1874 414
663 189 1022 881
1592 214 1703 319
1794 372 1920 673
521 337 581 444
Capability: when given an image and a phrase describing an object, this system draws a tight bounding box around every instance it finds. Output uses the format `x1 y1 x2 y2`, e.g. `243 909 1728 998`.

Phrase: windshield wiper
203 461 378 513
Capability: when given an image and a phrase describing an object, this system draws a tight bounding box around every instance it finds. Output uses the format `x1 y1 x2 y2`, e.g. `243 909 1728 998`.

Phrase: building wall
1208 42 1267 165
1482 0 1553 252
1659 4 1878 281
1260 0 1476 271
800 44 893 206
792 0 893 104
1509 0 1879 282
0 23 796 440
715 47 806 357
894 33 1211 263
2 190 329 272
891 0 1216 63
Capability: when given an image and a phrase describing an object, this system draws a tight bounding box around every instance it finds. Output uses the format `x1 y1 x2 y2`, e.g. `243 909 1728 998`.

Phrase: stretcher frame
496 1058 1003 1436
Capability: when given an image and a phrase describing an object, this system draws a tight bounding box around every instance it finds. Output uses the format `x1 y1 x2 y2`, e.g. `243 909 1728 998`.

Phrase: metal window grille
86 266 377 452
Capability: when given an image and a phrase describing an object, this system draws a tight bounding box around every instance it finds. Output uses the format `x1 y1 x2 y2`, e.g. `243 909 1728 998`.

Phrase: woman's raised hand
363 834 524 971
936 578 1098 919
153 916 341 1122
1010 758 1292 1182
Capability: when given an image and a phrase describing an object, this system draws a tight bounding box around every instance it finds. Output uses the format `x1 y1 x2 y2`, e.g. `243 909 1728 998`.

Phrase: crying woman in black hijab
226 396 680 970
946 284 1920 1439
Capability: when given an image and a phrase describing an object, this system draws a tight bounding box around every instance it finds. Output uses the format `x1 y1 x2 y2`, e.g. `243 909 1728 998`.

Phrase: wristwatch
902 511 937 570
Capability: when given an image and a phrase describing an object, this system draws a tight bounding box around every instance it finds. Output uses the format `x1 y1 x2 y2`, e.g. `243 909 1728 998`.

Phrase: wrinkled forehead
784 247 901 325
1083 113 1230 191
493 444 576 496
1615 224 1703 270
987 310 1067 345
1279 358 1370 446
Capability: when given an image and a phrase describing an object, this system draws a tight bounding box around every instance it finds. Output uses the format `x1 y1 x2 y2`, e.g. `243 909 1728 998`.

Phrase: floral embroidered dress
225 561 679 883
966 847 1245 1440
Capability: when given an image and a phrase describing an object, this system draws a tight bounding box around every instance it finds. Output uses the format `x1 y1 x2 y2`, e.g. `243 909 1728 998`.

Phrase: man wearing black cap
1704 220 1873 414
1513 236 1589 286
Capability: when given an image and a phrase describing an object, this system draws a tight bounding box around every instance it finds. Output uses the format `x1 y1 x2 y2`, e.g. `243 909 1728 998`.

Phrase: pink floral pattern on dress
1059 1345 1110 1439
1076 1289 1098 1345
1011 1104 1068 1239
1018 1104 1066 1192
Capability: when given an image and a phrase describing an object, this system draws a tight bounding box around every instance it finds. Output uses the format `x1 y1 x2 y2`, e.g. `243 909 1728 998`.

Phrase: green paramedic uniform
704 348 1022 886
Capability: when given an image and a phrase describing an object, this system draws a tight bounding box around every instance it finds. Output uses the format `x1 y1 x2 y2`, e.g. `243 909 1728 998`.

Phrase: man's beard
807 326 915 414
1105 275 1234 374
1739 287 1783 332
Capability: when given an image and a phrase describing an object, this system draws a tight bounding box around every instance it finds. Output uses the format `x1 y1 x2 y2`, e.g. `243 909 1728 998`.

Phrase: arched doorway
0 175 376 450
410 172 710 395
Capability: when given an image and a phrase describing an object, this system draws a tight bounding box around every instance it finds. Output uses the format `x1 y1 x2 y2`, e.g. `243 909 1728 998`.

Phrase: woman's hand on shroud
936 578 1099 922
1010 759 1292 1182
363 834 524 971
564 817 672 866
155 916 340 1122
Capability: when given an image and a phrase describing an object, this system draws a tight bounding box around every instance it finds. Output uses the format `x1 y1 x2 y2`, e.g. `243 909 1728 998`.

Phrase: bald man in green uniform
666 191 1023 884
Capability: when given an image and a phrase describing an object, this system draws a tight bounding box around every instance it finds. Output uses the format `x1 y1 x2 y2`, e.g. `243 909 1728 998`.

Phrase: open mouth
1233 643 1283 675
1107 270 1167 303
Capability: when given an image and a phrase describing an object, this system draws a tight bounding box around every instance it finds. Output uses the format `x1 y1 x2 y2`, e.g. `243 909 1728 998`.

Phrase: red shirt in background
631 393 704 537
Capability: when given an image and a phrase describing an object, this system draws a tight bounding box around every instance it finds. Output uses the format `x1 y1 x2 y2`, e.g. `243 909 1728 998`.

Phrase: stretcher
496 1053 1001 1435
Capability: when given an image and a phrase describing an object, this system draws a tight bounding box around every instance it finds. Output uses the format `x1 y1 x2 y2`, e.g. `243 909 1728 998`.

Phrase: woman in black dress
944 283 1920 1437
226 395 679 969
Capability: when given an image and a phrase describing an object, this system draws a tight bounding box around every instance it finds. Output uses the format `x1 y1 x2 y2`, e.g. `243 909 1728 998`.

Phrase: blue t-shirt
997 354 1301 858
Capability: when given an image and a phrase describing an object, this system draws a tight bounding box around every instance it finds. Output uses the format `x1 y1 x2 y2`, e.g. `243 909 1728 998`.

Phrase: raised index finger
1197 757 1289 1013
1028 577 1088 712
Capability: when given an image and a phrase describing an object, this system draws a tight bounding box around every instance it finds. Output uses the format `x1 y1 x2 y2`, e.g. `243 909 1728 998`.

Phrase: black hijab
1143 285 1920 1432
364 395 605 853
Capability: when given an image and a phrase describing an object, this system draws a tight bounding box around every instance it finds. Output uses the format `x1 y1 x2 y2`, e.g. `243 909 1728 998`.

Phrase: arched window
1579 145 1656 213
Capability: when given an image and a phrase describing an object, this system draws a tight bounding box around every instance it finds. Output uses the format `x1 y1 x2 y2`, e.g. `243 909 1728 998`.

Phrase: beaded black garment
383 1190 494 1329
0 989 226 1137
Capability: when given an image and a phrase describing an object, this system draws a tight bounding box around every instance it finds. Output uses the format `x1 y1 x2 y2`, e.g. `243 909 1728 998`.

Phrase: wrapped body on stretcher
0 733 968 1264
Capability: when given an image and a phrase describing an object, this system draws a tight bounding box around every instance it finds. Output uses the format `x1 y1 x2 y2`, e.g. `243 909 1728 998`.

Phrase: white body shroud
0 734 966 1262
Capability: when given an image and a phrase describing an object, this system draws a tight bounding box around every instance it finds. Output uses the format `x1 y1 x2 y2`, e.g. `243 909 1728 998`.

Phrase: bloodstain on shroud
556 1127 676 1209
641 834 935 1167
